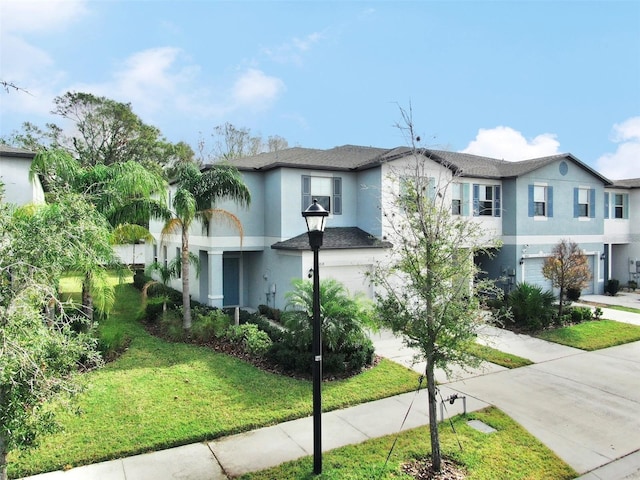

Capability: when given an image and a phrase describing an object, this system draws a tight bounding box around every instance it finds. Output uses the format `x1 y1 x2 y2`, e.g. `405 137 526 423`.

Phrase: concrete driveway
446 340 640 475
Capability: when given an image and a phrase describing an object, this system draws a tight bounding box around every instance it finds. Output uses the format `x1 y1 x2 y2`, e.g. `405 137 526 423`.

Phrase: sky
1 0 639 180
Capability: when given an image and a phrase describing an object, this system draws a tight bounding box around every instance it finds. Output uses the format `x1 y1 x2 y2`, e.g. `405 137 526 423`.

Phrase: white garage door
321 265 373 298
524 258 553 291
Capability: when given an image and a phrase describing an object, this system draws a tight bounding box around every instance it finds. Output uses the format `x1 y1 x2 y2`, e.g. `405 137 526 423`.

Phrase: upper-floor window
574 187 595 219
473 184 501 217
615 194 626 218
302 175 342 214
452 183 462 215
451 182 470 216
176 247 181 278
534 185 547 216
528 184 554 218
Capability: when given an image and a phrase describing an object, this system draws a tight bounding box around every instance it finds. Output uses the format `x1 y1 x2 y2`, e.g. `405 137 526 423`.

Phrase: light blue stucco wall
213 171 265 238
513 160 605 237
356 167 382 237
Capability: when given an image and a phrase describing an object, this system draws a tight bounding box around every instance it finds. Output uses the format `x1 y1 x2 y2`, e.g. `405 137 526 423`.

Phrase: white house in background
147 145 640 310
0 146 44 205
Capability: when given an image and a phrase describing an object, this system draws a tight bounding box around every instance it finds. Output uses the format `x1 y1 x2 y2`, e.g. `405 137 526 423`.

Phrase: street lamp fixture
302 199 328 475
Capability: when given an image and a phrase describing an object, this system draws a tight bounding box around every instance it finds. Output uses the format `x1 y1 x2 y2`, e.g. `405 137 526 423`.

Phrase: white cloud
0 0 88 33
231 68 285 110
595 117 640 180
461 126 561 161
261 32 324 65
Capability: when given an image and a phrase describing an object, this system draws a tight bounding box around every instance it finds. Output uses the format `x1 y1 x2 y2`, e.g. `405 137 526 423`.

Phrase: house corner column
208 251 224 308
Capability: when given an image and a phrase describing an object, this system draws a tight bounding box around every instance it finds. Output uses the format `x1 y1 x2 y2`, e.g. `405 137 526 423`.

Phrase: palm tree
29 149 170 321
162 162 250 332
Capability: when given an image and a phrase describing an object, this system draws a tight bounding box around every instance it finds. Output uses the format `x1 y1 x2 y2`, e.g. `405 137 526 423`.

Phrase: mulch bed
402 457 467 480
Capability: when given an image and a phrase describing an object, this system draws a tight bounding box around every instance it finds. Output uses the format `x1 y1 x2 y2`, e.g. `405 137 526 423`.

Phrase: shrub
133 269 150 290
159 310 186 342
594 307 603 320
226 324 273 358
566 287 581 301
257 304 282 322
605 279 620 296
629 281 638 291
97 330 130 362
506 282 556 331
139 297 166 324
570 306 593 323
191 309 232 343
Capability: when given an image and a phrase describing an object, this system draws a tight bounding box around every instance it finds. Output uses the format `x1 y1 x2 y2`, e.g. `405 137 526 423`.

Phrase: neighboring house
0 146 44 205
147 145 639 310
604 178 640 287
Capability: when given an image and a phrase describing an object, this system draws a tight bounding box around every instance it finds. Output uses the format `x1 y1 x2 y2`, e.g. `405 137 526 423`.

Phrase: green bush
570 306 593 323
226 324 273 358
191 308 232 343
159 310 186 342
506 282 556 331
628 280 637 291
566 287 581 301
97 330 130 362
605 279 620 296
133 269 150 290
257 304 282 322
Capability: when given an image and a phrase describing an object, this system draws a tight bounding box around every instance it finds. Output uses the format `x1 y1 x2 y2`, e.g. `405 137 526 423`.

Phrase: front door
223 256 240 307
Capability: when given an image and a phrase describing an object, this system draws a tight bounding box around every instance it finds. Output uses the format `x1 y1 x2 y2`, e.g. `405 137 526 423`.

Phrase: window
452 183 462 215
614 193 627 219
528 184 553 218
163 245 168 268
302 175 342 214
574 187 595 218
153 244 158 263
176 247 181 278
473 184 500 217
534 185 547 216
578 188 589 217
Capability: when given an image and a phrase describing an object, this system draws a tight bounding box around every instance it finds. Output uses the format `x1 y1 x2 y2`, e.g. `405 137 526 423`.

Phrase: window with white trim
302 175 342 214
578 188 589 217
534 185 547 216
614 193 626 219
452 183 462 215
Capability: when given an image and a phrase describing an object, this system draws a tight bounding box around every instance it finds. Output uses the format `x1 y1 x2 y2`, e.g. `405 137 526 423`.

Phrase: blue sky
1 0 639 179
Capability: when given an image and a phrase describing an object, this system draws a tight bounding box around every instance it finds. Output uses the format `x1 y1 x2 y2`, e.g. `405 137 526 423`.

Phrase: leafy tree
0 198 104 480
368 107 502 473
29 149 169 320
282 278 375 353
542 239 592 316
161 162 250 331
3 91 195 176
199 122 289 162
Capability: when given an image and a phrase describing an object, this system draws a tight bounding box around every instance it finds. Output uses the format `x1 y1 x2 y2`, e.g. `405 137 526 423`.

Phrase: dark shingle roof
0 145 35 158
610 178 640 188
271 227 392 251
228 145 390 172
224 144 615 185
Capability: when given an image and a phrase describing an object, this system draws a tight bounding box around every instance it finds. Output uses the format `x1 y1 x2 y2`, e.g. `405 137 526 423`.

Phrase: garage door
523 258 553 291
321 265 373 298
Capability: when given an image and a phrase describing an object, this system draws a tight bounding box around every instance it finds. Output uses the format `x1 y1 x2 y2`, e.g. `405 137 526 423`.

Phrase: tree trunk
1 435 8 480
426 356 442 472
181 229 191 332
81 272 94 323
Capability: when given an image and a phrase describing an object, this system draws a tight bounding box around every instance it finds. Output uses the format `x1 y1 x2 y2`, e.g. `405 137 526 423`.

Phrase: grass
237 407 577 480
467 343 533 368
7 282 421 479
536 319 640 350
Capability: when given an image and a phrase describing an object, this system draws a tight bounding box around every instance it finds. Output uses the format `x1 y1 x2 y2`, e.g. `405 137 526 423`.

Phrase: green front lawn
467 343 533 368
238 407 577 480
536 319 640 350
8 283 420 479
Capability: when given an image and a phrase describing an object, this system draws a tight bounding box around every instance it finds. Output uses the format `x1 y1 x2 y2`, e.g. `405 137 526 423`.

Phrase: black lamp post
302 199 328 475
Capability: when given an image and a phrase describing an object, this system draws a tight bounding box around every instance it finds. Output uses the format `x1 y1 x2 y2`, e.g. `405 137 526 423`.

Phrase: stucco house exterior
147 145 639 310
0 145 44 205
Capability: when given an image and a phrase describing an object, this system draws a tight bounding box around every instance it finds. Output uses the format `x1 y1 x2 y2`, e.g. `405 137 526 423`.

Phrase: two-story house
147 145 638 310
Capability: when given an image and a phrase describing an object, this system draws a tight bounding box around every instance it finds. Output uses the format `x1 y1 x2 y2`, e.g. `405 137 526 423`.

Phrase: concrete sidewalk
20 303 640 480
